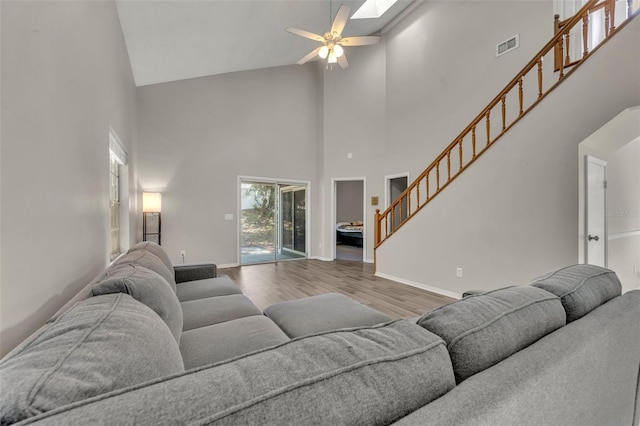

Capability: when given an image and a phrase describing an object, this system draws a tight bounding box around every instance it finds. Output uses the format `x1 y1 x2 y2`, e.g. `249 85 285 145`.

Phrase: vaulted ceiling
115 0 416 86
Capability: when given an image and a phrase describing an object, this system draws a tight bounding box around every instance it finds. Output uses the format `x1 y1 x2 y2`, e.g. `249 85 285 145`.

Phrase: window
109 130 128 261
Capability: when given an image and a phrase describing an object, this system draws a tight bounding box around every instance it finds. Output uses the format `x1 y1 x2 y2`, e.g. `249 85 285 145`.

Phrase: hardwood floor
220 259 456 319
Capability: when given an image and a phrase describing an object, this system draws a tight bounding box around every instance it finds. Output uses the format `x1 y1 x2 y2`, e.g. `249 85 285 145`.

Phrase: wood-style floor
220 259 456 319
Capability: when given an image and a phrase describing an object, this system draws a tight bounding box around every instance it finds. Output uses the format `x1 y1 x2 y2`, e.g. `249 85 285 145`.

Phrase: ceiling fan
286 4 381 69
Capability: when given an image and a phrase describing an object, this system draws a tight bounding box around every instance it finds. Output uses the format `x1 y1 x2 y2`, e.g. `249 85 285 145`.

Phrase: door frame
331 177 367 262
384 172 410 210
237 175 311 265
584 155 608 267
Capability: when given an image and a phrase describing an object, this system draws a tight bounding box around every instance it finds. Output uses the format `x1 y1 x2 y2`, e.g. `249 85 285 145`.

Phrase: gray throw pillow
418 286 566 383
528 264 622 322
115 248 177 292
128 241 174 277
0 294 184 425
91 263 183 343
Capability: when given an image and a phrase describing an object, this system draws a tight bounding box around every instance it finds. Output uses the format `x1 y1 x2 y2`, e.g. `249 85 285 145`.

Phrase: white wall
135 65 320 266
0 0 138 356
376 15 640 297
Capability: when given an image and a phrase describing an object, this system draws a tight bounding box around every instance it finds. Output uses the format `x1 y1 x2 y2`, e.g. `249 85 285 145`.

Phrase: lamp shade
142 192 162 213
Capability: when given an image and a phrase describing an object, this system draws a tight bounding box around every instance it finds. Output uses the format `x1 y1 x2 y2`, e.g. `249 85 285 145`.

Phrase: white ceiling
115 0 416 87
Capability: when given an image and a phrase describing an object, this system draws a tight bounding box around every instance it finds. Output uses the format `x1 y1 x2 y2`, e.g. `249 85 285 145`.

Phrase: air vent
496 34 519 57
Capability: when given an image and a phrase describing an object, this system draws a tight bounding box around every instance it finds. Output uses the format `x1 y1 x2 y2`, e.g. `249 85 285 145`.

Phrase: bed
336 222 363 247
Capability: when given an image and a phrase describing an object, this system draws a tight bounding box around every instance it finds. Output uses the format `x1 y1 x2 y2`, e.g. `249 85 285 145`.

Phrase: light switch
224 213 233 220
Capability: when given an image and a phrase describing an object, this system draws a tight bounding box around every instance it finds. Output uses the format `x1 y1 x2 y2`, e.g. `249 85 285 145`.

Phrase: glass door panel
240 181 276 265
277 185 306 261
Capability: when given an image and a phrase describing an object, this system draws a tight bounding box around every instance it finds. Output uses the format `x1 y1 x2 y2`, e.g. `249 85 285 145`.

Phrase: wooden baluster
518 77 524 115
554 14 561 70
374 209 380 246
605 2 610 37
436 164 440 191
537 58 543 98
610 0 616 33
391 205 396 233
564 32 571 65
384 215 388 239
485 111 491 146
501 95 506 132
399 198 403 225
458 139 463 172
558 35 565 79
416 180 420 208
471 126 477 158
582 14 589 57
408 192 411 218
447 151 451 181
426 174 430 200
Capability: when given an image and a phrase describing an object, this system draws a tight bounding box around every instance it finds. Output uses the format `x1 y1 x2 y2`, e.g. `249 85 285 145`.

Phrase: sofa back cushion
115 248 177 292
91 263 183 343
16 321 457 425
417 286 566 383
528 264 622 322
128 241 174 278
0 294 184 425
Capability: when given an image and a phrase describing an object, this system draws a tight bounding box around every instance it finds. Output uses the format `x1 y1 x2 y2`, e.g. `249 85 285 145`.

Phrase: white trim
309 256 334 262
331 177 367 262
217 263 240 269
608 230 640 240
237 176 311 266
108 128 127 165
375 271 462 300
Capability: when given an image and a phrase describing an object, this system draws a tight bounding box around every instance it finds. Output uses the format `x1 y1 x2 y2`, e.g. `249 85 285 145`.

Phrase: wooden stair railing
374 0 638 262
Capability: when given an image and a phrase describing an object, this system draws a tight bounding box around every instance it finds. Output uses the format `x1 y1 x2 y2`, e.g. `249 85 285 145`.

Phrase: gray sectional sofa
1 241 639 426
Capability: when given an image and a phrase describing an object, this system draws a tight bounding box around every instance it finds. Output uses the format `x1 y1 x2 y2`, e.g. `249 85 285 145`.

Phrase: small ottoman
264 293 392 338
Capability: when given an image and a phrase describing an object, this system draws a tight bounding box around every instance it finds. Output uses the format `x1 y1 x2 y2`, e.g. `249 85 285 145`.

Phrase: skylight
351 0 399 19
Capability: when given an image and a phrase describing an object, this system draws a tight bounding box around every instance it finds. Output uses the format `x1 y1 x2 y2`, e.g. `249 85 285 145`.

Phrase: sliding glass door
240 178 308 265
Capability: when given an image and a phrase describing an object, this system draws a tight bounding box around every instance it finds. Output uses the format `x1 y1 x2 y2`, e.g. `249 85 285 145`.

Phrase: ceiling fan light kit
286 4 381 70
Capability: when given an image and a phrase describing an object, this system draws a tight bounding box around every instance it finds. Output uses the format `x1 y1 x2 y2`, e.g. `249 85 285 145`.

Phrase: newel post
374 209 381 247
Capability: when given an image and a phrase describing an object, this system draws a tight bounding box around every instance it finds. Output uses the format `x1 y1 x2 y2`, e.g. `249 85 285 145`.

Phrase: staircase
374 0 639 269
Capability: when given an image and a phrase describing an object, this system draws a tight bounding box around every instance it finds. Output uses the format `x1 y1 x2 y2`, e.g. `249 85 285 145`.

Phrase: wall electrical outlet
456 267 463 278
180 250 186 262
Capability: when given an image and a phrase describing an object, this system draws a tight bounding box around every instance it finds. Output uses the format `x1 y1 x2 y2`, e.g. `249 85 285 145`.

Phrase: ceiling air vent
496 34 519 57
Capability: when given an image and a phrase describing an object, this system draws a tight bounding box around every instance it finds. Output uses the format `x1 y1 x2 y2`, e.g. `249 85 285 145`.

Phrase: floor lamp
143 192 162 245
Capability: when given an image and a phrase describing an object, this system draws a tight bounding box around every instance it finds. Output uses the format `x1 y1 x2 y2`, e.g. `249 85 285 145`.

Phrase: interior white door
585 155 608 267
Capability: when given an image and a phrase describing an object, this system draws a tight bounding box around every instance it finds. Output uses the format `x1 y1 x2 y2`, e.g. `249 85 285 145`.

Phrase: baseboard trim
217 263 239 269
375 272 462 300
309 256 334 262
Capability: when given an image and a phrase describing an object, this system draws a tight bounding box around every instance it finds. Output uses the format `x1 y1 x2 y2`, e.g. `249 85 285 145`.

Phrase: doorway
385 173 409 233
584 155 607 267
333 179 365 262
239 177 309 265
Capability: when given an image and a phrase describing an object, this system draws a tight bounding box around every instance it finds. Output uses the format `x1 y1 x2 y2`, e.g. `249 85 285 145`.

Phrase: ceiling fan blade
298 47 323 65
337 53 349 69
286 27 325 42
331 5 351 36
340 35 381 46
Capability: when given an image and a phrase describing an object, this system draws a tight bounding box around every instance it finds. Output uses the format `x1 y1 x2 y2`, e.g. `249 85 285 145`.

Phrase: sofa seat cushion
0 294 184 425
29 321 455 425
417 286 566 383
181 294 262 331
115 249 177 292
128 241 174 276
264 293 392 338
528 264 622 322
180 315 290 369
91 263 183 343
176 276 242 302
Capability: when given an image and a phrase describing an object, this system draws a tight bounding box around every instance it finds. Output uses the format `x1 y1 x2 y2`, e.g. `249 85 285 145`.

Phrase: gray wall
336 181 364 223
136 65 320 266
376 15 640 297
0 0 138 356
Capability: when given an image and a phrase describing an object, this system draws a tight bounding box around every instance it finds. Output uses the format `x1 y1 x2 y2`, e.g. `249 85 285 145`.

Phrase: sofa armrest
174 263 217 283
